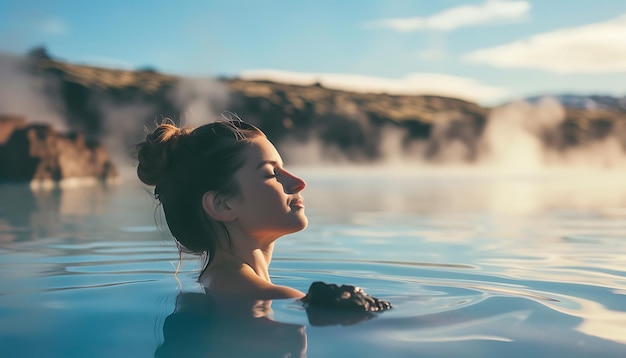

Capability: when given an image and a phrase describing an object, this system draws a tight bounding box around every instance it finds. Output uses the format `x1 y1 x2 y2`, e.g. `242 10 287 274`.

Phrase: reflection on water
156 291 307 358
155 289 389 357
0 169 626 357
296 167 626 216
0 183 113 243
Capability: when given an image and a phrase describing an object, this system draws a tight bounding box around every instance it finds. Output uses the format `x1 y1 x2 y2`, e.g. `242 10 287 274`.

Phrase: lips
289 197 305 208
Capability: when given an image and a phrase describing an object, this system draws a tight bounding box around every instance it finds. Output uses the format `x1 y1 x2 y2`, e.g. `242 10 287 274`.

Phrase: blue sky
1 0 626 104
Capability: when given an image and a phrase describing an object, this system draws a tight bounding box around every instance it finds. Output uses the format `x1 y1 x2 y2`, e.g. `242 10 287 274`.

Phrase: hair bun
136 123 189 186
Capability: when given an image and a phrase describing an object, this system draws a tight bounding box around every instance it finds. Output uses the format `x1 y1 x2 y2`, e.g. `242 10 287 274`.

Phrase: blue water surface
1 169 626 357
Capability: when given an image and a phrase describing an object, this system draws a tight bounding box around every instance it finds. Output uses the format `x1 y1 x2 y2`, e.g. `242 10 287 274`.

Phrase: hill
1 48 625 168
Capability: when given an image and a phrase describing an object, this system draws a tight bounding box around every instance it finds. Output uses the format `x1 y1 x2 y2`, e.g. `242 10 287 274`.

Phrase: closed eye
258 161 285 179
265 169 279 179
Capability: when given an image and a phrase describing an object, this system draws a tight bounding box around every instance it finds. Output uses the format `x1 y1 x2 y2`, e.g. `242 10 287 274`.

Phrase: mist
480 98 626 170
1 52 625 181
280 97 626 173
0 54 67 131
169 77 231 128
0 55 233 181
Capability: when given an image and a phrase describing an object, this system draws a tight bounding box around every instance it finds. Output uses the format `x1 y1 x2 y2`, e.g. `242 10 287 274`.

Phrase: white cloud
239 70 511 104
367 0 530 32
463 14 626 73
39 18 68 35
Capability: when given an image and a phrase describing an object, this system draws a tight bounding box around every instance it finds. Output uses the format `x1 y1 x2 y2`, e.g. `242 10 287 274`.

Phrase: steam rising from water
0 55 232 180
0 54 67 131
481 98 626 171
1 53 625 176
481 98 565 172
99 100 156 179
169 77 230 128
281 97 626 172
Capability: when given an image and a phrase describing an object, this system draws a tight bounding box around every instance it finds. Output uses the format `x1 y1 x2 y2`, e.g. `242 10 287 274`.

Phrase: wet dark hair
135 118 264 269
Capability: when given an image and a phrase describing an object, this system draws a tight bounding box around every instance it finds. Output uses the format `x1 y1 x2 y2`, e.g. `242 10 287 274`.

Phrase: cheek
256 184 289 207
240 187 288 220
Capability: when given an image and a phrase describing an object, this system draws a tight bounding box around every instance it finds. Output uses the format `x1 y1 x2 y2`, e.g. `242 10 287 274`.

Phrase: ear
202 191 237 222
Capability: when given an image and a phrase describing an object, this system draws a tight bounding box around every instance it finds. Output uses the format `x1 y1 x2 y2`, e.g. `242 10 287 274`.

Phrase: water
1 168 626 357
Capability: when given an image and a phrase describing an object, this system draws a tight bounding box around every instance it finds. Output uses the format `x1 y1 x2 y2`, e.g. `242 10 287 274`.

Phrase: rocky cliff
0 115 117 184
2 48 625 168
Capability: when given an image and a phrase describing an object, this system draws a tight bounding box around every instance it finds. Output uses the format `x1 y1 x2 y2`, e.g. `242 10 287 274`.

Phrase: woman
136 118 391 311
136 119 306 299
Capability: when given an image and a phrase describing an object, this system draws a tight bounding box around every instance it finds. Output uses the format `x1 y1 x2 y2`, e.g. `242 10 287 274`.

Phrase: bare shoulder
201 262 304 300
237 264 305 299
260 283 305 300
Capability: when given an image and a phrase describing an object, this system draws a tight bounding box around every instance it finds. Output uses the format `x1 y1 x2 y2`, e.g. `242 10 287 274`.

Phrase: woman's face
230 136 307 242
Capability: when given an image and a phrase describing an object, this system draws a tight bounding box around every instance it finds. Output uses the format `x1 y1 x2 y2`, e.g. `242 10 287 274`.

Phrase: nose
281 169 306 194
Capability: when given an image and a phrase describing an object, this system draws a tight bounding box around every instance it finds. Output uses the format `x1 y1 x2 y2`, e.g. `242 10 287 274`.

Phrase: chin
298 214 308 230
290 216 308 233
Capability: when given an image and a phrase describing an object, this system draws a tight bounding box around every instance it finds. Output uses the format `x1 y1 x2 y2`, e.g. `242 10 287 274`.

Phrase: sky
1 0 626 105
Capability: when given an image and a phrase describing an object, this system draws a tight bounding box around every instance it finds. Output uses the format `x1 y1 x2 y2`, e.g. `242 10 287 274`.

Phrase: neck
216 229 276 282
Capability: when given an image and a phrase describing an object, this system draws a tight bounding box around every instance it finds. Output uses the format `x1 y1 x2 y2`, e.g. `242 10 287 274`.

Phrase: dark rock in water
0 115 117 183
301 281 392 326
302 281 392 312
